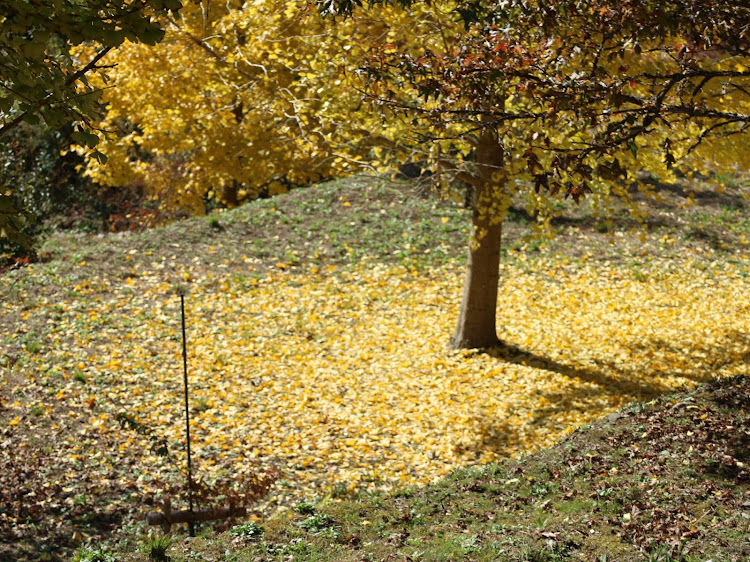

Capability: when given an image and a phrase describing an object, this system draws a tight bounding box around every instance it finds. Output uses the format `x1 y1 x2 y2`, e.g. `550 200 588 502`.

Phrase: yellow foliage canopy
83 0 459 213
78 0 750 232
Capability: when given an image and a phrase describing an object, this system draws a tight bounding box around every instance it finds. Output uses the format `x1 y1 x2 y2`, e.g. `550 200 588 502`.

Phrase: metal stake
180 293 195 537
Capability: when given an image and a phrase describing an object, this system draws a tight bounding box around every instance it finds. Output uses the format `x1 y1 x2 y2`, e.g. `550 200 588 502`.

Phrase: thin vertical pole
180 293 195 537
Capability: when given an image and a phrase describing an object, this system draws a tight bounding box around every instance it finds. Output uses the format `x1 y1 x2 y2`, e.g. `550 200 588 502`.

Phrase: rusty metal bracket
146 497 247 533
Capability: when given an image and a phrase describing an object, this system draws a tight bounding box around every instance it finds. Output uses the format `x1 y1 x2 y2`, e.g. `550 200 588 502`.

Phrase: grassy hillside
1 175 749 561
121 375 750 561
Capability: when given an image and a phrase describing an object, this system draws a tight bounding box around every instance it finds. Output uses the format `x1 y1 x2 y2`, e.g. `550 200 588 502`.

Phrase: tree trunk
220 182 240 208
449 130 506 350
449 207 502 349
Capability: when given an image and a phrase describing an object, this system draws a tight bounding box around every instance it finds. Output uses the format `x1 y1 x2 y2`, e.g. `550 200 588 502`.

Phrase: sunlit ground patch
3 254 750 510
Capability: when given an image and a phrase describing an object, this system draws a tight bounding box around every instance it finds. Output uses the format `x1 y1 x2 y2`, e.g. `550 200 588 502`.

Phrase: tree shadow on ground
623 329 750 386
635 174 748 209
466 329 750 457
484 343 671 398
505 175 748 242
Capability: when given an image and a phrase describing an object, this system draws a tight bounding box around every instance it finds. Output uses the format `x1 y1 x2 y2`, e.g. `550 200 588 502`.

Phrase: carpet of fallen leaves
3 248 750 523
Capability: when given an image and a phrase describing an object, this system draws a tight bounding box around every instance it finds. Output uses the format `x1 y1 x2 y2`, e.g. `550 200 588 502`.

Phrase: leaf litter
1 181 750 559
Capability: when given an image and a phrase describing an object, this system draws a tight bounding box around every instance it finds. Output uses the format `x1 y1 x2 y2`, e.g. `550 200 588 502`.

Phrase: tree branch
64 46 113 87
0 111 29 138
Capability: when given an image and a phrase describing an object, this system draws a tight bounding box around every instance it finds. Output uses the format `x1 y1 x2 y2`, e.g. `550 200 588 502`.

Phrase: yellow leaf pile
2 252 749 511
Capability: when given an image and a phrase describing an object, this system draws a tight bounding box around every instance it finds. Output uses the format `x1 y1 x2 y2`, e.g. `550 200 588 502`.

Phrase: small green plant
194 397 211 412
207 216 222 230
286 537 311 555
530 482 552 497
525 238 544 252
330 482 352 498
74 370 88 384
626 401 650 414
143 532 173 562
299 513 335 533
230 521 264 539
645 541 699 562
457 534 480 553
30 405 44 416
73 494 89 506
531 512 550 530
485 461 500 478
294 499 317 515
645 544 676 561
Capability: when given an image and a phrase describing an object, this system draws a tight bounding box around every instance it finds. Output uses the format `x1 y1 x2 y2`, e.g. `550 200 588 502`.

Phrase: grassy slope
126 376 750 562
1 174 749 561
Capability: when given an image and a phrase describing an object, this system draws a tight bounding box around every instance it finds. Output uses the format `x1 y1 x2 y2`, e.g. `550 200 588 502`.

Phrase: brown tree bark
449 130 506 349
220 182 240 208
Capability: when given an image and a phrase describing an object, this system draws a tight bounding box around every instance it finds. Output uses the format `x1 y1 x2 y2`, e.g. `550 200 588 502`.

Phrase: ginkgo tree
352 0 750 348
82 0 458 214
83 0 750 350
0 0 183 245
